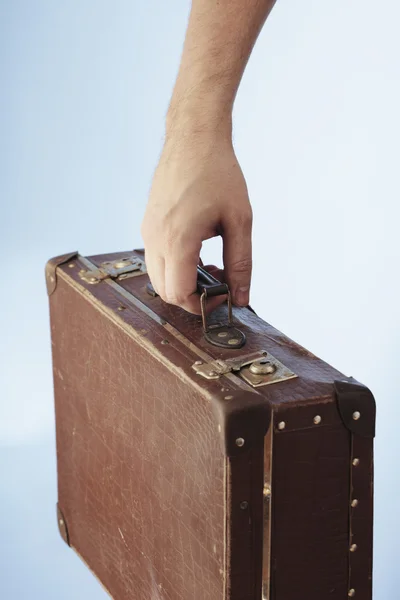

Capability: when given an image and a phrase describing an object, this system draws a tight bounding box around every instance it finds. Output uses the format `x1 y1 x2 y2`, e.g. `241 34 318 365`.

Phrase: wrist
166 88 233 142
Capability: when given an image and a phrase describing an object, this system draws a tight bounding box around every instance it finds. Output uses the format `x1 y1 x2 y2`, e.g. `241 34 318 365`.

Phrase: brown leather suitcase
46 249 375 600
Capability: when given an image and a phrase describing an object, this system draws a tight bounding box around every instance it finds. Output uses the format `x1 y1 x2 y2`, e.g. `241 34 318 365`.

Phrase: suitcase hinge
79 256 146 284
192 350 297 388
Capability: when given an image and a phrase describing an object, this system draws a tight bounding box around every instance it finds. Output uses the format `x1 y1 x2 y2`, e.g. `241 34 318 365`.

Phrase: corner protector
211 391 271 457
57 504 70 546
334 378 376 438
45 251 79 296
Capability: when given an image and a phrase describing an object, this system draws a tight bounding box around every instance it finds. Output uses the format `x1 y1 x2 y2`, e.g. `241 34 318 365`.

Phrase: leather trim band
348 435 374 598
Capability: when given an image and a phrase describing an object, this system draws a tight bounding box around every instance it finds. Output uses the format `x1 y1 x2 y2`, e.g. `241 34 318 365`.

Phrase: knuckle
226 208 253 234
164 293 176 305
230 258 252 275
165 291 189 306
239 206 253 228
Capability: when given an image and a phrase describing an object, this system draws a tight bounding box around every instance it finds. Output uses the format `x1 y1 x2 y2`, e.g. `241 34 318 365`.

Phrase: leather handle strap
196 266 228 298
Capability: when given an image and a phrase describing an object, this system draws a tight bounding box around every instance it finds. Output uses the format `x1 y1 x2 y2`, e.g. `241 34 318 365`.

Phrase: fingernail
235 286 249 307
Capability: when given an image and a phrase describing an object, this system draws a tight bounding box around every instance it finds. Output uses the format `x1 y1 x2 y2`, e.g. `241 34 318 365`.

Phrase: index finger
164 240 226 315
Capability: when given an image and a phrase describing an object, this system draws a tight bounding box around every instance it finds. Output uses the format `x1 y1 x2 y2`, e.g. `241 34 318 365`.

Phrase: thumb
222 210 253 307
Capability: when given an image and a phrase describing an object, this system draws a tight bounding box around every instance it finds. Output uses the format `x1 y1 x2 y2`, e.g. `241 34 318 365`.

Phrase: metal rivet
253 378 263 385
194 360 203 365
351 499 359 508
352 458 360 467
225 395 233 400
236 437 245 447
208 371 217 377
68 263 74 268
263 485 271 497
249 360 276 375
352 411 361 421
228 338 239 345
240 501 248 510
313 415 322 425
161 339 169 345
89 276 98 283
350 544 358 552
348 590 356 597
217 332 228 338
117 306 126 311
278 421 286 430
59 519 64 526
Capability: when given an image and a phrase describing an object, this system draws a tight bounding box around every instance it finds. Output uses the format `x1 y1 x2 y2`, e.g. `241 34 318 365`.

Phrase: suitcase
46 249 376 600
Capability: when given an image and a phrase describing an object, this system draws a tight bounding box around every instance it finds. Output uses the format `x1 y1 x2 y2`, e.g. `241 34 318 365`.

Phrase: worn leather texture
50 275 227 600
48 250 375 600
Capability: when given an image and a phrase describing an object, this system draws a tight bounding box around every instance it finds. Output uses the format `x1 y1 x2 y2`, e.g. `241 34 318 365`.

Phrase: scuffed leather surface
50 276 226 600
48 252 374 600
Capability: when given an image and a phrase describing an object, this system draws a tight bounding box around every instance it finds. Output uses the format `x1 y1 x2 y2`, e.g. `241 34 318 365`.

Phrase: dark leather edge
211 391 271 458
57 504 70 546
45 252 79 296
228 441 264 599
334 379 376 438
349 435 374 597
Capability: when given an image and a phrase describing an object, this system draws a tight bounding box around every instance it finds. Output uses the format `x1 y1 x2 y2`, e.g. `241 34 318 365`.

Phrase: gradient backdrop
1 1 399 598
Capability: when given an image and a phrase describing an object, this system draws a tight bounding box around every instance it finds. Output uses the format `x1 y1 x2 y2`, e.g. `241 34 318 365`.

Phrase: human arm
141 0 277 313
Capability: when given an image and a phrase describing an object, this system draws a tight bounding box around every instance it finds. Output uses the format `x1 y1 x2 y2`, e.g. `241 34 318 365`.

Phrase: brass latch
192 350 297 388
79 256 146 284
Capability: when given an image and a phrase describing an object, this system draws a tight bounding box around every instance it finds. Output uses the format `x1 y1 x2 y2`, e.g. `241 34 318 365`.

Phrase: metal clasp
200 289 246 349
192 350 297 387
79 256 146 284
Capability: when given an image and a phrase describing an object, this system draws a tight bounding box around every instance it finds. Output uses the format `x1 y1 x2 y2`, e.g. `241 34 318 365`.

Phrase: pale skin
141 0 277 314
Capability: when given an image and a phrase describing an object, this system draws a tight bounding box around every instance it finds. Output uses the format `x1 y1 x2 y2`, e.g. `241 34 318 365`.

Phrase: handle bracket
196 266 245 349
147 265 246 349
200 289 245 349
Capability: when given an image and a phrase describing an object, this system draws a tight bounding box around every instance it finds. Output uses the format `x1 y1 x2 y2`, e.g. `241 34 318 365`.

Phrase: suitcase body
46 249 375 600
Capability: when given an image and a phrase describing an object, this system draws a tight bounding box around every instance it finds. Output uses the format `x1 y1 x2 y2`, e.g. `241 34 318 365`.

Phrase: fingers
222 208 253 307
163 234 203 314
145 245 228 315
145 253 165 298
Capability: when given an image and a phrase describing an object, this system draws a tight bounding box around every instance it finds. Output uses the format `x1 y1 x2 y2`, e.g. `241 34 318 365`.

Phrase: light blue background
1 1 399 598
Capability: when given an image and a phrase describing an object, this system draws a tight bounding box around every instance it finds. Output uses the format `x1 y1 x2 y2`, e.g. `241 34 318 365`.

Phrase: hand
141 132 252 314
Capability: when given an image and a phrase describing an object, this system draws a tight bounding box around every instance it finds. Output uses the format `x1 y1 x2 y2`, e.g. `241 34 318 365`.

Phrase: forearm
167 0 276 137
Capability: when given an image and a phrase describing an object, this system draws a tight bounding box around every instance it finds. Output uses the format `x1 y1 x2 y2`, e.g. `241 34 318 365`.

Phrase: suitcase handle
195 265 228 298
195 266 233 332
147 266 246 349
